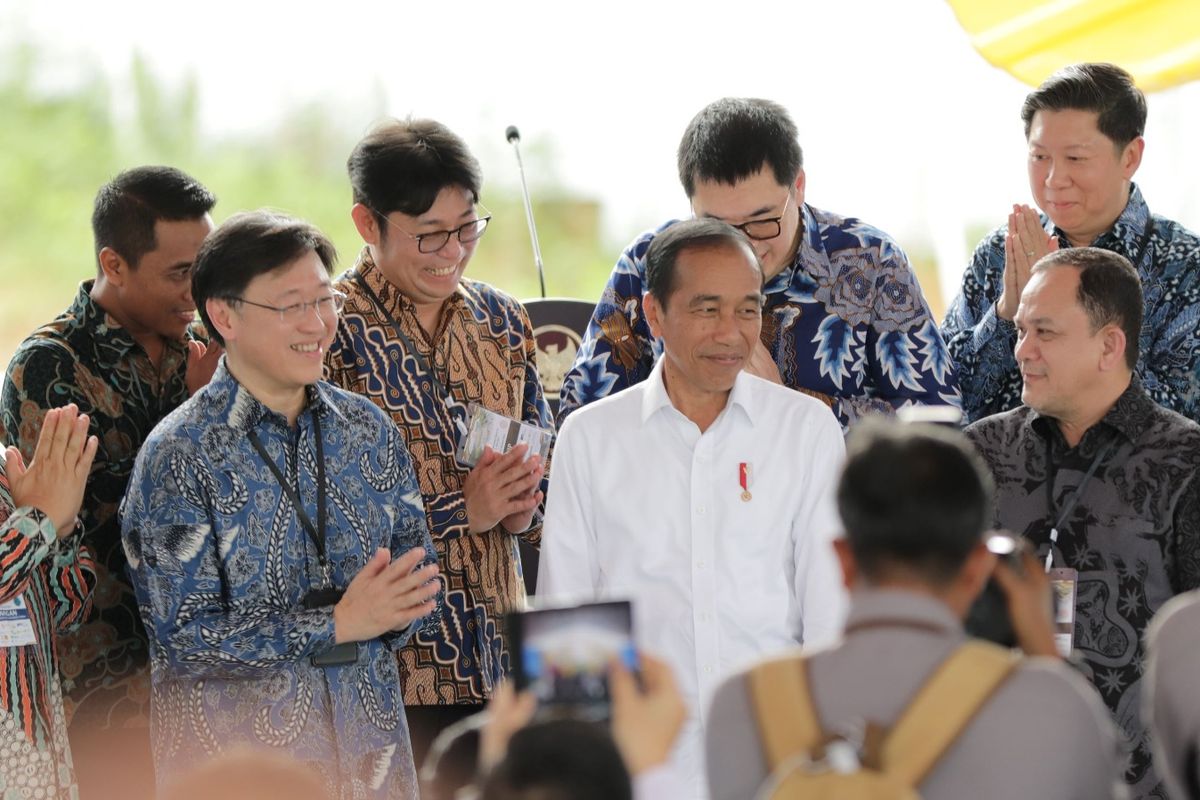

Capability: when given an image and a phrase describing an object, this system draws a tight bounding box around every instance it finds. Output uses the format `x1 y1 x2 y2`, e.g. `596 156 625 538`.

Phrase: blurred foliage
0 44 618 367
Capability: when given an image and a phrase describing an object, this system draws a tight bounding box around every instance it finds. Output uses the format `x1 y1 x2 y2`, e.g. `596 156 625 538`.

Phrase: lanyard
353 273 465 438
247 410 331 587
1043 436 1117 571
1130 218 1156 269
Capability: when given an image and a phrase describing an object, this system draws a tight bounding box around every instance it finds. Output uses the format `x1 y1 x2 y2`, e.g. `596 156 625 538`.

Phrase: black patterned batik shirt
966 379 1200 800
0 281 194 729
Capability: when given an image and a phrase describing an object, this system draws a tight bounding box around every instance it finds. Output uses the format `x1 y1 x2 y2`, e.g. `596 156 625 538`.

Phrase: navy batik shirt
558 204 961 429
942 184 1200 424
121 361 438 799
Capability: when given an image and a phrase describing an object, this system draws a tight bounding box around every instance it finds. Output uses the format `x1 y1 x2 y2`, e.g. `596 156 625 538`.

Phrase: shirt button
704 665 713 675
696 560 706 569
697 506 706 515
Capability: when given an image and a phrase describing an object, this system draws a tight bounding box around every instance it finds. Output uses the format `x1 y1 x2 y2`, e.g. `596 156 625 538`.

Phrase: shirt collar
352 246 469 318
74 280 191 365
764 202 820 294
212 358 337 435
844 588 965 636
639 357 756 426
1049 183 1150 254
1028 374 1153 446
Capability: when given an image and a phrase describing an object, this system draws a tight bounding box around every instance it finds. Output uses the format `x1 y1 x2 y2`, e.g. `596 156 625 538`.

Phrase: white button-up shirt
538 360 848 798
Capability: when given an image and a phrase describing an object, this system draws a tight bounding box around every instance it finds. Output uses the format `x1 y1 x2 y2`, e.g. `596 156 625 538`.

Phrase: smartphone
507 600 637 721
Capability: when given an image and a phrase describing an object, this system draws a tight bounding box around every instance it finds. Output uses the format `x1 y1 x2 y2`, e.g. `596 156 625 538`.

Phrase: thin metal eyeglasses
728 192 794 241
231 290 347 324
374 205 492 254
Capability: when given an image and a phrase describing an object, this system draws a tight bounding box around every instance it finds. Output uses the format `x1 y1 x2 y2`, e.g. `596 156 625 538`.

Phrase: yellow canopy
947 0 1200 92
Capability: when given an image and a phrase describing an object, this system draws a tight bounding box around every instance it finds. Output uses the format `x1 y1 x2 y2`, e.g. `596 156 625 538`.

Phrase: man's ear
1098 325 1128 373
1121 136 1144 179
793 168 806 201
351 203 382 246
833 538 858 591
958 540 996 603
644 291 665 340
97 246 130 286
205 298 239 346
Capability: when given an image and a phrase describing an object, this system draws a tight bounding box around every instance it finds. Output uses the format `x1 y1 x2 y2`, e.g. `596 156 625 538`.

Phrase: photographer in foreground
706 422 1126 800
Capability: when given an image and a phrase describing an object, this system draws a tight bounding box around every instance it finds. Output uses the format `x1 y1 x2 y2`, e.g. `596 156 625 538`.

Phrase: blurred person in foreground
0 166 219 799
0 405 98 798
707 421 1125 800
476 653 688 800
1145 589 1200 800
120 211 440 797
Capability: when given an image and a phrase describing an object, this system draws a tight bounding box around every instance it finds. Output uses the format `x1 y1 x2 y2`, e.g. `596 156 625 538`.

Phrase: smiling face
213 249 338 401
689 165 803 280
354 184 480 313
645 240 764 405
106 215 214 341
1027 108 1142 247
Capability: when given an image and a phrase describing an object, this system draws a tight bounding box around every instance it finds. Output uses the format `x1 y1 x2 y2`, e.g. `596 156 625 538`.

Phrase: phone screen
508 600 637 719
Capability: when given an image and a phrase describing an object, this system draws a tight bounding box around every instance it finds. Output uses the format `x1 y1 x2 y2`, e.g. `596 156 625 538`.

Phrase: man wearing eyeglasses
557 97 960 429
122 210 441 798
325 118 552 768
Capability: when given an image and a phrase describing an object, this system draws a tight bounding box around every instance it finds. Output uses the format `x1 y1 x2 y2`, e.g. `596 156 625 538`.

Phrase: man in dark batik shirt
0 166 219 799
965 247 1200 800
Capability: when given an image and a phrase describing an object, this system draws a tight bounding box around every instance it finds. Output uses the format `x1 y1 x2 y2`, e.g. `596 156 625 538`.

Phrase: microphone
505 125 547 298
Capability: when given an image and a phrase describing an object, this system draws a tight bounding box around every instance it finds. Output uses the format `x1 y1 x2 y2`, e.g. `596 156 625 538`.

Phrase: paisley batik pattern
557 205 960 429
120 363 438 798
943 184 1200 424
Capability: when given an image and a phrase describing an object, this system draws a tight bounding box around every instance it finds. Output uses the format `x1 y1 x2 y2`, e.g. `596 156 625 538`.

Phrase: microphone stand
505 125 547 298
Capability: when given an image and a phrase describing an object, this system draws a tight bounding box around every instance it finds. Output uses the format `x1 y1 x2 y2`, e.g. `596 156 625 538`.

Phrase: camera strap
247 411 331 587
1043 436 1117 571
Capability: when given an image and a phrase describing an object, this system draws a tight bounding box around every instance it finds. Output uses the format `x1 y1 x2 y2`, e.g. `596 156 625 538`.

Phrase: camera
964 532 1026 647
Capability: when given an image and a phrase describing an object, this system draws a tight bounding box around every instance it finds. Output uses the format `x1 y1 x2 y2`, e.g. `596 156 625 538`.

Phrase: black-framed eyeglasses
729 192 794 241
231 290 347 324
382 209 492 254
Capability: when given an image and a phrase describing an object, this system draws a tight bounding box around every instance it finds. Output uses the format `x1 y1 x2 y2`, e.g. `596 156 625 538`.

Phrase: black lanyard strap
1131 218 1156 270
247 411 330 585
1043 435 1117 570
354 273 453 406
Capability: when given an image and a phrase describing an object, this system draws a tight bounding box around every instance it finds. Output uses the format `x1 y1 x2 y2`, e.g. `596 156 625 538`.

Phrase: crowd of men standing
1 59 1199 800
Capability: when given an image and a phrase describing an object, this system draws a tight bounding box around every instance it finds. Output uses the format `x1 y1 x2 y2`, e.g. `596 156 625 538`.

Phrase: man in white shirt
538 218 847 799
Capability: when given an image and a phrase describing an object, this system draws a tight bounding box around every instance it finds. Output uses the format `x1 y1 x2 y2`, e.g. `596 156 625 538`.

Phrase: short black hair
347 118 482 235
478 719 632 800
192 210 338 347
838 421 993 587
92 165 216 270
645 219 761 309
1021 63 1147 149
677 97 803 198
1034 247 1143 369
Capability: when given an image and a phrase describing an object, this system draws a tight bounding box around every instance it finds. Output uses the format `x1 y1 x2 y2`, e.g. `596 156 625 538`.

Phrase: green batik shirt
0 280 194 730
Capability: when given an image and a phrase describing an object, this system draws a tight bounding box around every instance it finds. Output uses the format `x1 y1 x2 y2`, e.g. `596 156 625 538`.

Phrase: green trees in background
0 45 618 365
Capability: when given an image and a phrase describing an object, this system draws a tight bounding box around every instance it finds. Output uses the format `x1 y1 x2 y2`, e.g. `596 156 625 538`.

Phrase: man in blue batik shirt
121 211 441 799
557 97 960 429
942 62 1200 425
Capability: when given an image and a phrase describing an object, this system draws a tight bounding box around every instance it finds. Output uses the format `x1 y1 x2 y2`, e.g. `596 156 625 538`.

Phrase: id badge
1048 568 1078 657
0 595 37 647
